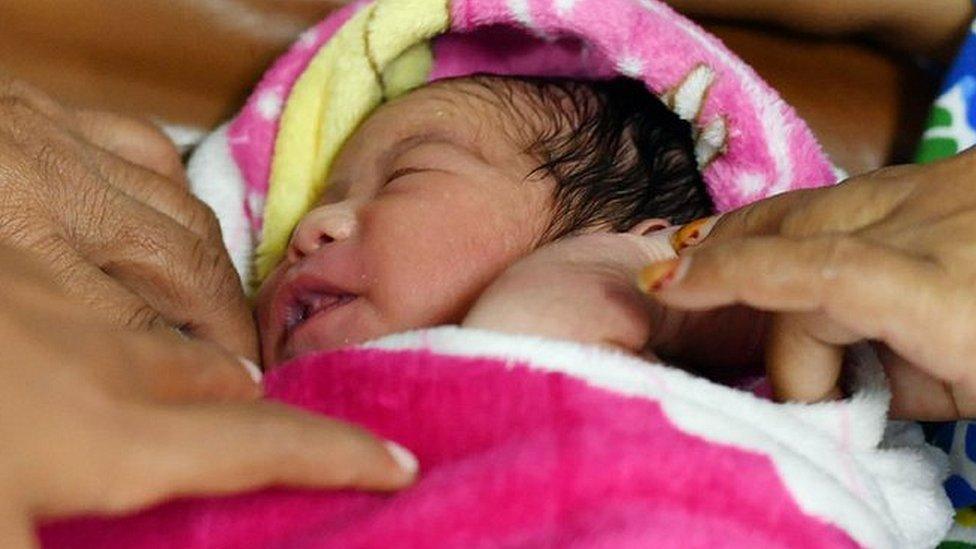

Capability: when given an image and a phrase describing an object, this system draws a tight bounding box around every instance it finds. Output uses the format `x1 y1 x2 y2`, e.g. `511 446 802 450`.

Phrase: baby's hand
463 232 676 353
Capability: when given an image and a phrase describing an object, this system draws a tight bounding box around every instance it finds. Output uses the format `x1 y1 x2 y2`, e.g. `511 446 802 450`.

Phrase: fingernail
670 215 720 252
384 441 419 476
637 258 687 293
238 357 263 384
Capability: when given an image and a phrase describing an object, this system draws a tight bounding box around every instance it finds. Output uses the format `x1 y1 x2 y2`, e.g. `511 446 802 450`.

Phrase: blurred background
0 0 940 174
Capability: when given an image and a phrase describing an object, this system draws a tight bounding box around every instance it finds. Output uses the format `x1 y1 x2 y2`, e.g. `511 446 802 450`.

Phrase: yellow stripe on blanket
256 0 448 282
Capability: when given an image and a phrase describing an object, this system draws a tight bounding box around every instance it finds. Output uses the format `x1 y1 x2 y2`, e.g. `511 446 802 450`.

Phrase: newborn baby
255 75 712 366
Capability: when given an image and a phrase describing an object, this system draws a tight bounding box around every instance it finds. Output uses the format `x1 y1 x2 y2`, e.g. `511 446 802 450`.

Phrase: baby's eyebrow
378 131 489 170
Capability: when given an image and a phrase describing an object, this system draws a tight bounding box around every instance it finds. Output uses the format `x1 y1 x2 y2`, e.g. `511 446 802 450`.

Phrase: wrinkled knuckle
779 206 823 238
33 141 76 181
817 237 864 276
70 185 115 240
190 236 237 293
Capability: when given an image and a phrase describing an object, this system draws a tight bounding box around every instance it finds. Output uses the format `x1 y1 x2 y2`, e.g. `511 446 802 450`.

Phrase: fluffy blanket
186 0 838 285
42 328 951 547
39 0 954 546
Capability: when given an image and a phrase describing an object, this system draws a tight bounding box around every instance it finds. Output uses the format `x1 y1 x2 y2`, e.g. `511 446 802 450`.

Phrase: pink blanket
57 0 950 545
42 329 950 547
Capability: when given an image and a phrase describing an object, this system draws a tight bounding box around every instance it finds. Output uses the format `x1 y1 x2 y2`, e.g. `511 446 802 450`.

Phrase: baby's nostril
318 234 335 246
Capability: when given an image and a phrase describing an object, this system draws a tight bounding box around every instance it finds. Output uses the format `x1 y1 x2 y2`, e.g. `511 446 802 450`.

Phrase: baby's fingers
111 401 418 512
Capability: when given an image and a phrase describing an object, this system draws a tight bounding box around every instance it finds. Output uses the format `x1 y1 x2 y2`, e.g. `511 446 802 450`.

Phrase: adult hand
639 149 976 419
0 78 255 359
0 246 417 549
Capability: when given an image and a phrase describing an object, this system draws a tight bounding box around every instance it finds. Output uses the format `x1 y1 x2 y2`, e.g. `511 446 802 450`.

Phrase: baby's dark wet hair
460 75 713 240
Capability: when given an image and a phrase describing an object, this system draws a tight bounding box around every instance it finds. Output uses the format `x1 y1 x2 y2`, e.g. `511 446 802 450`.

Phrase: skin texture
1 0 973 538
471 148 976 421
256 80 555 366
463 227 766 383
640 148 976 420
0 78 257 360
464 231 674 353
0 245 415 549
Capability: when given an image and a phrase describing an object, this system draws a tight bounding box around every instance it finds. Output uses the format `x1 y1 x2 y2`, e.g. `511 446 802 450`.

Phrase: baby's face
256 81 555 366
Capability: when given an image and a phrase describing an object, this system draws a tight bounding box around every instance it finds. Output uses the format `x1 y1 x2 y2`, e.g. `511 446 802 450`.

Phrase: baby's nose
287 203 358 262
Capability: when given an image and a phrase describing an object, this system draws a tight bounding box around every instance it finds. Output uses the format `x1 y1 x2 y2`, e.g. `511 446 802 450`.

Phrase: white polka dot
616 55 645 77
737 172 767 198
247 192 266 216
298 29 320 49
554 0 577 17
507 0 554 41
255 89 283 121
507 0 535 29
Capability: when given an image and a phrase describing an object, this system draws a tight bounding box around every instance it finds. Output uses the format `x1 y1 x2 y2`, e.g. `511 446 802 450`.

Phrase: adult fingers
0 258 261 403
671 167 920 251
76 189 256 360
87 144 219 244
876 344 976 419
104 402 417 513
73 110 187 185
638 235 974 386
0 507 34 549
765 312 849 403
106 328 261 403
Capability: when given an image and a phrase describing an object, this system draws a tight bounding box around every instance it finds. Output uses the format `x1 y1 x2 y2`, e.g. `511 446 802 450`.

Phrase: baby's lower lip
285 293 356 332
278 294 358 357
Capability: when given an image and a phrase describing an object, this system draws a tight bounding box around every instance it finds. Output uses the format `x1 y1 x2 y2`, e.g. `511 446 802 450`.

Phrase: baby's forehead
319 77 559 205
368 77 580 146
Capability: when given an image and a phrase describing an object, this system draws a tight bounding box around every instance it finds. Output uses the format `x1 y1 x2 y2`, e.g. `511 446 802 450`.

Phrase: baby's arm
669 0 974 61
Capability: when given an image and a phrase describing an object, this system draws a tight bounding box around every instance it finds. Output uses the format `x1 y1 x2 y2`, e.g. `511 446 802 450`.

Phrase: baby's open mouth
285 291 357 335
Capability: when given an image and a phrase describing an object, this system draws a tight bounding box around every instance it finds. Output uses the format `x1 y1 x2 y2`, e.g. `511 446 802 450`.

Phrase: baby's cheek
361 203 526 328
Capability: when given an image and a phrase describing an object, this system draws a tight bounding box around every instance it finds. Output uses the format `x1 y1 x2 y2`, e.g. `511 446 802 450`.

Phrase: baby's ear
628 219 671 236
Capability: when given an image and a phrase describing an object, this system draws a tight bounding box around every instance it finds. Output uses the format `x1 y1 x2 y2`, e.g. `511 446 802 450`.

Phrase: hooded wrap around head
222 0 837 282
